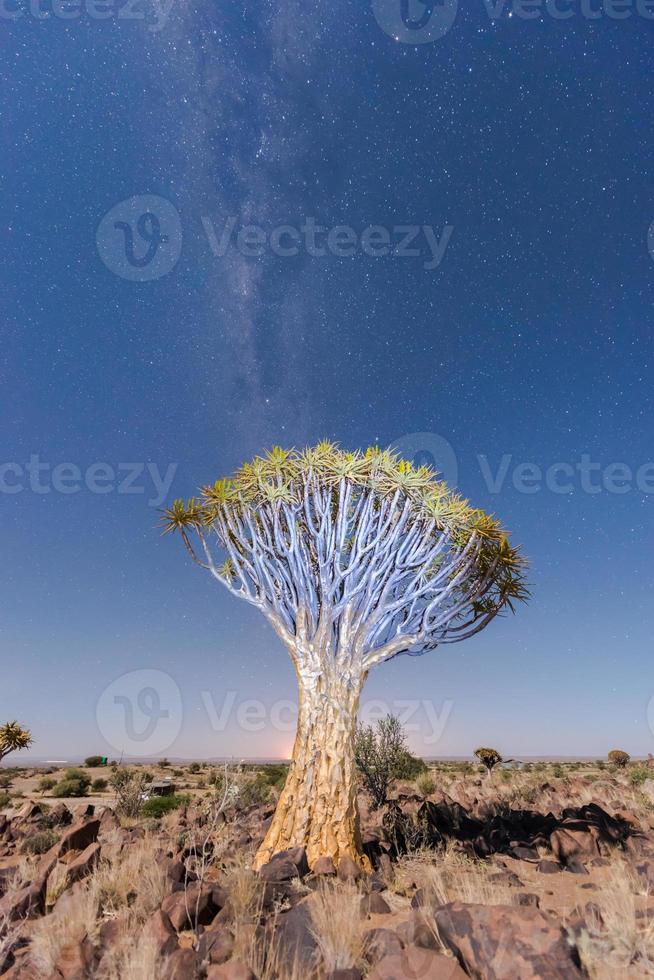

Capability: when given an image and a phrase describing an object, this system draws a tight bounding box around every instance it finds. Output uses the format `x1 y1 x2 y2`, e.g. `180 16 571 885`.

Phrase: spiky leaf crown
162 442 528 608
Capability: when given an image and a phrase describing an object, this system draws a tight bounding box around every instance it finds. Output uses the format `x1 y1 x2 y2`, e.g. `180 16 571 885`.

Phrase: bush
52 768 91 798
259 764 289 790
238 773 272 809
416 772 436 796
188 762 201 774
141 794 188 818
39 777 57 794
23 830 59 854
355 714 409 808
630 768 648 786
0 792 9 808
394 750 428 780
84 756 105 768
552 764 564 778
109 768 150 818
91 778 108 792
0 774 12 789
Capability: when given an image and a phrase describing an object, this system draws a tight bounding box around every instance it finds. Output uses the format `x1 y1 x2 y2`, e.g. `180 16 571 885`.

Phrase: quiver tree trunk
253 664 367 870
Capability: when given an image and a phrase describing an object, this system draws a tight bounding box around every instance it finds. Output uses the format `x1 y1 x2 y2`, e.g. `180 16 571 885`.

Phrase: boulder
161 883 219 931
66 842 101 885
433 902 583 979
0 875 46 921
142 909 179 957
313 855 337 876
368 947 467 979
361 892 391 916
198 924 234 965
363 927 404 964
52 937 95 980
59 819 101 856
337 856 363 883
206 961 257 980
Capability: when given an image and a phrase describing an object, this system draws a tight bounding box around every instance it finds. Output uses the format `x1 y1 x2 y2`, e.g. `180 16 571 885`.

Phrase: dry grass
394 843 513 907
307 880 365 972
30 885 98 975
576 860 654 978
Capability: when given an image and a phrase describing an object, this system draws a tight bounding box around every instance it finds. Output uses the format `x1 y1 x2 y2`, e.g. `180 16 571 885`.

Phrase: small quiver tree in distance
0 722 32 764
474 746 503 779
164 443 528 869
608 749 630 768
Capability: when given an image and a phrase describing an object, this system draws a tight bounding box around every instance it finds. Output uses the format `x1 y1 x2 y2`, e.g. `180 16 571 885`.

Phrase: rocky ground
1 762 654 978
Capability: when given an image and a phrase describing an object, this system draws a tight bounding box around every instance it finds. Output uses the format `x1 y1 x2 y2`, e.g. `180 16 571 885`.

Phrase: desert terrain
1 758 654 978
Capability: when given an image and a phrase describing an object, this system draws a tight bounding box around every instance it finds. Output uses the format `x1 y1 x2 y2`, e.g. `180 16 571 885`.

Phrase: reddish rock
142 909 179 956
66 842 101 885
198 924 234 965
313 855 337 876
326 970 362 980
433 902 583 979
395 911 439 950
337 855 363 882
206 961 257 980
259 857 300 883
0 875 46 921
361 892 391 915
550 827 599 866
53 937 95 980
536 860 561 874
59 819 101 856
161 883 218 931
363 927 403 964
164 948 198 979
368 947 466 979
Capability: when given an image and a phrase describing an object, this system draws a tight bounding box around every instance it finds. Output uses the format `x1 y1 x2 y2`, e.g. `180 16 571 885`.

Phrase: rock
198 924 234 965
53 937 95 979
206 961 257 980
275 898 318 967
433 902 583 979
337 856 363 882
368 947 467 979
59 819 101 856
161 883 219 931
550 827 599 866
48 803 73 827
142 909 179 957
565 860 588 875
0 875 46 921
361 892 391 915
259 857 300 883
66 842 101 885
98 808 120 835
363 927 403 964
326 970 362 980
515 892 540 907
313 855 337 876
164 948 198 979
537 860 561 874
395 911 439 950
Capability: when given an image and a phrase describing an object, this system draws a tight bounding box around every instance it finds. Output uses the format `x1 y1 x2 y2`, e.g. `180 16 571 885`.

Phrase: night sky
3 1 653 761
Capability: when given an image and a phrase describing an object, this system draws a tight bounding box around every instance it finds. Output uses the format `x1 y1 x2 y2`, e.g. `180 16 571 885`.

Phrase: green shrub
0 774 12 789
630 768 648 786
188 762 201 774
141 794 188 818
84 756 105 768
91 778 108 792
0 792 9 808
260 764 289 790
53 768 91 798
24 830 59 855
394 751 428 780
239 773 272 808
552 764 564 778
39 777 57 794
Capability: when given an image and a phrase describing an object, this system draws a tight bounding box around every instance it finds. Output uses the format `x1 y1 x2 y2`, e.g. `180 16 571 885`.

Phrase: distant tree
0 722 32 764
84 755 105 768
188 762 201 774
608 749 630 768
165 443 528 868
474 747 503 778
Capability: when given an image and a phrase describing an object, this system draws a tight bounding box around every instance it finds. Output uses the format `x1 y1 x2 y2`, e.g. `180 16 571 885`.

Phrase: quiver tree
0 722 32 764
608 749 630 768
474 746 503 778
164 443 528 869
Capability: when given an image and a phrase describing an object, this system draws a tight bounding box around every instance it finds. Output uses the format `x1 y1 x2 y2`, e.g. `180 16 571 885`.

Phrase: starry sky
3 1 654 761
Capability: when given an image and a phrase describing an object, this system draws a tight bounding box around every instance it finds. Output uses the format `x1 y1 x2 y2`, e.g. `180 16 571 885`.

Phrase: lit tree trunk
253 663 367 870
